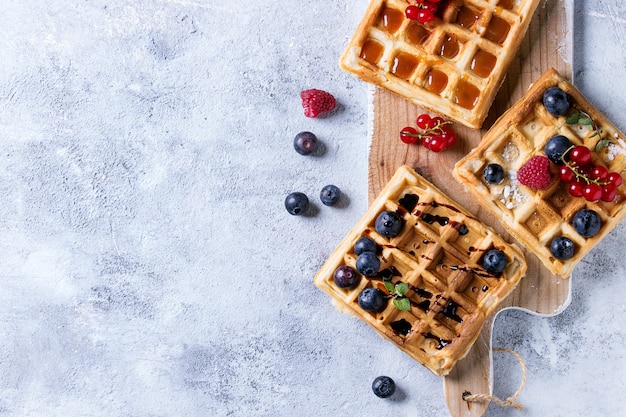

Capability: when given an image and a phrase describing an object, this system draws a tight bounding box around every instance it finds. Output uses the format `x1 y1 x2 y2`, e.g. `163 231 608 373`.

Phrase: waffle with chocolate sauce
453 68 626 278
339 0 540 129
314 165 527 376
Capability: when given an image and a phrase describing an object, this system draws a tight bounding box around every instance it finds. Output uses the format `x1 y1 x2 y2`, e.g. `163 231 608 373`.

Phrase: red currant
422 134 433 149
429 135 447 152
400 126 419 144
416 114 431 129
569 181 585 197
417 9 435 24
569 146 592 166
608 172 623 187
578 164 594 178
405 5 420 20
591 165 609 181
421 2 438 14
440 129 457 147
602 184 617 202
583 183 602 202
430 116 445 127
559 166 576 183
399 114 456 152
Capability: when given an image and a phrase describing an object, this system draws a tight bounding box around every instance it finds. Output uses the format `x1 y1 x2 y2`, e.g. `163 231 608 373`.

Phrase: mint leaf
566 113 580 124
395 282 409 296
384 281 395 293
595 138 612 152
393 297 411 311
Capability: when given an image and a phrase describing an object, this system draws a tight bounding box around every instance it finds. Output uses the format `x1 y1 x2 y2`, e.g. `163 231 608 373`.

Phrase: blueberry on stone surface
284 192 309 215
372 375 396 398
544 135 573 165
356 251 380 277
572 209 601 237
320 184 342 206
375 210 403 238
293 131 318 155
483 163 505 184
550 236 575 260
543 87 570 116
358 288 386 312
482 249 508 275
333 265 359 288
354 237 378 255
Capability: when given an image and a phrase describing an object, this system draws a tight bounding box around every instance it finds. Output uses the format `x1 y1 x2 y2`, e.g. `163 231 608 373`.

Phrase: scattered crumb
498 170 527 209
501 141 520 162
605 137 626 161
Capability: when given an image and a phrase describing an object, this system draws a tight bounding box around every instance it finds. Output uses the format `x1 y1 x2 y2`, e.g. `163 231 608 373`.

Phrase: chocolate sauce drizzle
400 194 470 236
377 266 401 280
423 332 451 350
449 264 495 278
441 300 463 323
399 193 420 212
390 318 412 336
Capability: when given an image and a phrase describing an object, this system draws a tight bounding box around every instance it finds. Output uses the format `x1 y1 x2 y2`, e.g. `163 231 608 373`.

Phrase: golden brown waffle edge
314 165 527 376
339 0 541 129
453 68 626 278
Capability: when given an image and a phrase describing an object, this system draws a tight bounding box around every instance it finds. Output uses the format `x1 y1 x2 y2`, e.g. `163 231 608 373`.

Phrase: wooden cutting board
368 1 572 416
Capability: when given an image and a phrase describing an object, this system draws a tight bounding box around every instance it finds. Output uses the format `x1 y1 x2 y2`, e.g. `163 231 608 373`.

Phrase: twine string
462 347 527 410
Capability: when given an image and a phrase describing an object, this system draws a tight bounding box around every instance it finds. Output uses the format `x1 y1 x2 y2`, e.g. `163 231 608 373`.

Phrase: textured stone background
0 0 624 416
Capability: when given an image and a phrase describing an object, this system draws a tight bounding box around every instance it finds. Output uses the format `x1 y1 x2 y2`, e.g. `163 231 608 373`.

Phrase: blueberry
572 209 601 237
544 135 573 165
550 236 575 260
320 184 342 206
483 163 505 184
358 288 386 312
356 251 380 277
481 249 508 275
333 265 359 288
354 237 379 255
375 211 403 238
372 375 396 398
284 192 309 215
293 131 318 155
543 87 570 116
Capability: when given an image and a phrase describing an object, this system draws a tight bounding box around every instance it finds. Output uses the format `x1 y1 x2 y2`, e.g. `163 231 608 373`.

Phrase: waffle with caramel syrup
339 0 540 129
453 68 626 278
314 165 527 376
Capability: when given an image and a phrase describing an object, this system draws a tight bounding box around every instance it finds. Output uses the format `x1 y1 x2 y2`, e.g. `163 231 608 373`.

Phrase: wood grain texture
367 1 572 415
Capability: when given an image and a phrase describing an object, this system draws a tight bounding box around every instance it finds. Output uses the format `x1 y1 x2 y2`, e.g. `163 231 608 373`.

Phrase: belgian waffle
314 165 527 376
453 68 626 278
339 0 540 129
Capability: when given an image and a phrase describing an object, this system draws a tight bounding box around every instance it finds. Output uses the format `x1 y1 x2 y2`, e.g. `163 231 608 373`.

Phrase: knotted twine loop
462 347 527 410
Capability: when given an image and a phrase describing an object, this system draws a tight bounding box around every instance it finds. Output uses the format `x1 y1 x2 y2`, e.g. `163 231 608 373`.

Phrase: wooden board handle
443 315 494 417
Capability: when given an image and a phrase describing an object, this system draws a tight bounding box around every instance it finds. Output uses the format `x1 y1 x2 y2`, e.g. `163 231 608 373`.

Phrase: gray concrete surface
0 0 624 416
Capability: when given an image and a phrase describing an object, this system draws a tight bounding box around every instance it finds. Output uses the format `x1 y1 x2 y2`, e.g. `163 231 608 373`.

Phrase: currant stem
401 121 452 140
570 107 603 139
561 145 609 186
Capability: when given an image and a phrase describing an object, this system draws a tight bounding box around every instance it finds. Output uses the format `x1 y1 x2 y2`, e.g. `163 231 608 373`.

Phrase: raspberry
300 89 336 118
517 156 551 189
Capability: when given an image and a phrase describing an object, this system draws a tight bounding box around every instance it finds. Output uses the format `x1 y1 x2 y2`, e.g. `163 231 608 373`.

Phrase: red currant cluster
405 0 443 24
400 114 457 152
558 145 622 202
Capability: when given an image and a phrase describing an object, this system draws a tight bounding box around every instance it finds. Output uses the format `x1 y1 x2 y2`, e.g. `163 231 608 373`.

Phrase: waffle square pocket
454 68 626 278
314 165 527 376
339 0 541 129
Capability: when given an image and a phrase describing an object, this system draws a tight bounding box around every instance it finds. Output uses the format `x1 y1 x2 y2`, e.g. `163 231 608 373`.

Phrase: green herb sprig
566 109 610 151
384 281 411 311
